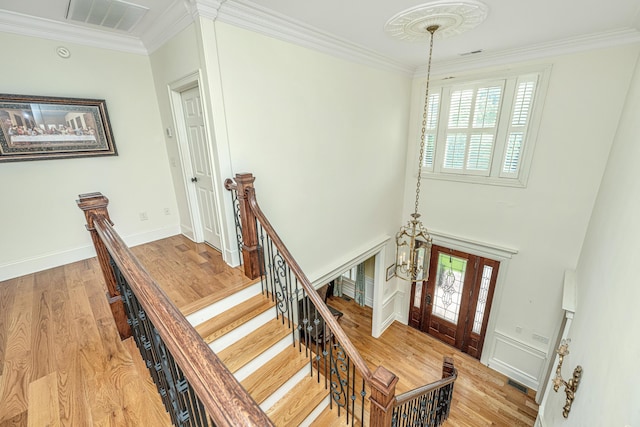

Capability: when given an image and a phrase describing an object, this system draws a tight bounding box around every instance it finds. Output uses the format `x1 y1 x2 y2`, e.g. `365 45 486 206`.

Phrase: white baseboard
125 225 181 248
223 245 241 267
0 225 180 282
180 223 194 240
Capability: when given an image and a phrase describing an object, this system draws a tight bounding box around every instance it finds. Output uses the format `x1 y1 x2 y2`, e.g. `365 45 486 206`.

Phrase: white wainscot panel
378 293 397 334
488 332 547 391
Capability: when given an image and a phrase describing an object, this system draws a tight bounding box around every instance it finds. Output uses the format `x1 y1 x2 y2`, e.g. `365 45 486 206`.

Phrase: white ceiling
0 0 639 72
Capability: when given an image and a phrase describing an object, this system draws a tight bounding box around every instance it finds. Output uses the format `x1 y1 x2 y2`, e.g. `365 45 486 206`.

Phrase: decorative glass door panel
409 245 499 359
472 265 493 334
432 253 467 324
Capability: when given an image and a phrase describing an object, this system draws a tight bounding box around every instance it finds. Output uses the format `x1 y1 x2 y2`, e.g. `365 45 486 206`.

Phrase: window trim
414 65 551 188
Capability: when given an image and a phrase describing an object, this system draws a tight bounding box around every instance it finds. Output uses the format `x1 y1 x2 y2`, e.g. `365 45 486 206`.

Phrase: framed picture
386 263 396 281
0 94 117 162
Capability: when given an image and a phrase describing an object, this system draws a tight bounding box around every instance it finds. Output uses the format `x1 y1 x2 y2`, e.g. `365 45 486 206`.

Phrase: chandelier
395 24 438 282
387 2 488 281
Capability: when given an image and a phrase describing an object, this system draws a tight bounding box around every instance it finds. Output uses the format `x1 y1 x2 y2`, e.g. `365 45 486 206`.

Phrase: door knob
426 293 432 305
191 177 198 183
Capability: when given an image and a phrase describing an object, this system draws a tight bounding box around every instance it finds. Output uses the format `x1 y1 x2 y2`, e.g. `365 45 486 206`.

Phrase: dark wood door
409 245 499 359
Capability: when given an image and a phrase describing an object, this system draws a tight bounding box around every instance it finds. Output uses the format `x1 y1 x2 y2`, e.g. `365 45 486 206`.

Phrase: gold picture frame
0 93 117 162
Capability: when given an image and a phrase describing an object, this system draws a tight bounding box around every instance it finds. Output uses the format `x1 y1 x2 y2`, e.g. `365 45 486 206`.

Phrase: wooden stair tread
265 375 328 427
310 404 345 427
195 293 274 343
217 318 290 372
241 345 309 404
180 277 263 316
310 398 369 427
309 397 366 427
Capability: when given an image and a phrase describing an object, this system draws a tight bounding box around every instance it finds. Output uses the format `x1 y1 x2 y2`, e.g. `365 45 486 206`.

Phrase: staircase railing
225 172 458 426
77 193 273 427
225 174 396 426
391 357 457 427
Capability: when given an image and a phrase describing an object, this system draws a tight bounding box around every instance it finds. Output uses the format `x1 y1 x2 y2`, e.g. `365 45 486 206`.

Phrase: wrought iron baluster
266 235 276 304
285 266 293 329
360 378 366 427
291 277 300 347
229 187 243 261
109 255 220 427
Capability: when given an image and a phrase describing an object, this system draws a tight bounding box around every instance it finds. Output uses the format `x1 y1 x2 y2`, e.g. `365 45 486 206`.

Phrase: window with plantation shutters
418 68 548 186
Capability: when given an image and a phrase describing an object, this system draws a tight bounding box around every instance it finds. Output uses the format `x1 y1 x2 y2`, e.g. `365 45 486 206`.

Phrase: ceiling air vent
66 0 149 32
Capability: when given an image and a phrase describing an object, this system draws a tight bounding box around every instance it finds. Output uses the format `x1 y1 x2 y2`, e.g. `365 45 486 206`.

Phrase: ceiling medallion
384 0 489 42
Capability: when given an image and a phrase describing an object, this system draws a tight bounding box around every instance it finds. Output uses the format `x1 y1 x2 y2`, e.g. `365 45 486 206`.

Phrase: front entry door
409 245 499 359
180 86 221 250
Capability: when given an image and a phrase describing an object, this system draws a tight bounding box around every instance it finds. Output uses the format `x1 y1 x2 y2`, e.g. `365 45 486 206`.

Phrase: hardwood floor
327 296 538 426
0 258 171 427
0 234 538 426
130 235 257 314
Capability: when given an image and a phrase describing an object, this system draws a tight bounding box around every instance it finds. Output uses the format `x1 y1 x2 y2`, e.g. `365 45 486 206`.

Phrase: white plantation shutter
420 68 546 186
501 77 537 177
467 133 494 170
421 92 440 170
444 133 466 169
442 83 503 175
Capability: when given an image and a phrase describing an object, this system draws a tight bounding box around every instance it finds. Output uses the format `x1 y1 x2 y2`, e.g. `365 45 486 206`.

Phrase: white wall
541 53 640 427
213 22 412 277
148 24 202 241
0 32 179 281
398 45 640 389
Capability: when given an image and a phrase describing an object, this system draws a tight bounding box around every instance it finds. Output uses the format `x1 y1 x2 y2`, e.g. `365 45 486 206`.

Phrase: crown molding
0 9 146 55
142 1 193 54
189 0 225 20
416 27 640 77
128 0 225 54
216 0 414 75
2 2 639 78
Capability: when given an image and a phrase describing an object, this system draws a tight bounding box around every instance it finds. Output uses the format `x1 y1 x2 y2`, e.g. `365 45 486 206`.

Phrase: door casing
168 72 222 248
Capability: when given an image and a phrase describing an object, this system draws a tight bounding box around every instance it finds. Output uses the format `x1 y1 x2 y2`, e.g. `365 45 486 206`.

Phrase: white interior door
180 86 221 249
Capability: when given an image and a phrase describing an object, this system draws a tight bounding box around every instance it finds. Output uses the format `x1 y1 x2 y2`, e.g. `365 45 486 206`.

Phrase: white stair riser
234 335 294 382
299 395 331 427
186 282 263 326
259 363 314 412
208 308 276 352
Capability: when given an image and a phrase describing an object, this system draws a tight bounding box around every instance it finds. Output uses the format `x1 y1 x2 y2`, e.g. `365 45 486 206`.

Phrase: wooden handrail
245 186 374 382
393 372 457 406
88 210 273 426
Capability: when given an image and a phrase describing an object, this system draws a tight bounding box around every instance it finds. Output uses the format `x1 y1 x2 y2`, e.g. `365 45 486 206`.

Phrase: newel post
369 365 399 427
235 173 262 279
77 192 131 339
442 356 455 378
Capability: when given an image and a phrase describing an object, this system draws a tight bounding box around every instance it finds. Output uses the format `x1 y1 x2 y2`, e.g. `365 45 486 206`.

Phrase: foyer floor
0 234 538 426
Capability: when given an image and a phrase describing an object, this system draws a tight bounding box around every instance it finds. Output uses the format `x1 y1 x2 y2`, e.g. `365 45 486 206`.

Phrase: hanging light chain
414 25 439 218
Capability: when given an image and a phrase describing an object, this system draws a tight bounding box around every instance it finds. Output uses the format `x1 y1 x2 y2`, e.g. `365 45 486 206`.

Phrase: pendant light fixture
387 1 489 282
395 24 438 282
